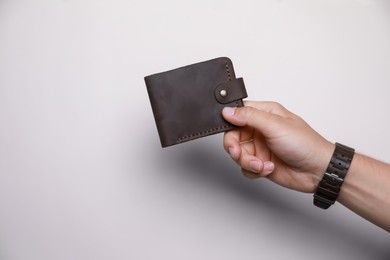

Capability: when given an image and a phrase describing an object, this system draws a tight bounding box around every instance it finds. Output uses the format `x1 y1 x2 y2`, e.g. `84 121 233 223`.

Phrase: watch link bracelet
314 142 355 209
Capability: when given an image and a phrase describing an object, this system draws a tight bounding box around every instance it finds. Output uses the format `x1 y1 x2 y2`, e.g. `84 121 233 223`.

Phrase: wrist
311 141 335 190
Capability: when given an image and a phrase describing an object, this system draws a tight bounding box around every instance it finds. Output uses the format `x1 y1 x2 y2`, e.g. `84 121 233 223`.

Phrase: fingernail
249 160 261 173
223 107 236 116
263 161 275 173
228 147 235 159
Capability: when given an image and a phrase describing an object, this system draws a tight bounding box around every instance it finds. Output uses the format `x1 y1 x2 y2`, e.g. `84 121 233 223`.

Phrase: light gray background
1 0 389 259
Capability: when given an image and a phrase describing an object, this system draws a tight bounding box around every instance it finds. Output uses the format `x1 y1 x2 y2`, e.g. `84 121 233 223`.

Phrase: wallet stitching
176 100 240 143
225 63 232 81
176 62 237 144
176 125 232 142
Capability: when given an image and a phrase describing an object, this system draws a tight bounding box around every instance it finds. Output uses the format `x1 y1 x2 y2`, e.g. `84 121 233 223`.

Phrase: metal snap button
220 89 228 97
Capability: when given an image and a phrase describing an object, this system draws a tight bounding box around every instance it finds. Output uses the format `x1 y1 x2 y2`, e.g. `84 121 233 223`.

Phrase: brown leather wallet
145 57 248 147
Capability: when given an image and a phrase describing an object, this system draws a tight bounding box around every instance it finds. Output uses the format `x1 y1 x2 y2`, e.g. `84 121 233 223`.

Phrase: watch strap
314 142 355 209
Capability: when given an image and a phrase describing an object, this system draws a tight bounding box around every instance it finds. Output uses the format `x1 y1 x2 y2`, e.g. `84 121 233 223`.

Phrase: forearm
222 102 390 231
337 153 390 232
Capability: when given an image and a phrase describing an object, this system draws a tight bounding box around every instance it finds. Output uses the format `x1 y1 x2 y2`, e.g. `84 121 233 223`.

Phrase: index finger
244 101 291 118
223 126 251 160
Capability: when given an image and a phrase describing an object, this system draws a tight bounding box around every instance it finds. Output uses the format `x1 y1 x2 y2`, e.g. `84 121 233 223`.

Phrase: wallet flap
214 78 247 104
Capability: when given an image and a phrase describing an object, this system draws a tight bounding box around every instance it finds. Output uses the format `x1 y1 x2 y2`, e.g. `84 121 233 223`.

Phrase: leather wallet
145 57 248 147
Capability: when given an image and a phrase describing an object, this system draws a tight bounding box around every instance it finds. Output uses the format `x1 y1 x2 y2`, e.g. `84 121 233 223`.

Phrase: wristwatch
314 142 355 209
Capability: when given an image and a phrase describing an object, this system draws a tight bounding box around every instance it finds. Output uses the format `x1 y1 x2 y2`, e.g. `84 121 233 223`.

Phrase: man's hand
222 101 334 193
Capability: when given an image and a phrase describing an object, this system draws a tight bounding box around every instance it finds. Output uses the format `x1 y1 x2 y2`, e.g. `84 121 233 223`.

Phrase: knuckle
272 101 284 109
269 101 285 112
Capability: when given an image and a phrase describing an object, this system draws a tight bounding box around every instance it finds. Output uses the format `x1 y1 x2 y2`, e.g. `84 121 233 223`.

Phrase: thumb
222 106 281 136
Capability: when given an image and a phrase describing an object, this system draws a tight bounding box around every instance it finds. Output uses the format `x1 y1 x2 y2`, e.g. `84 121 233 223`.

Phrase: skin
222 101 390 232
